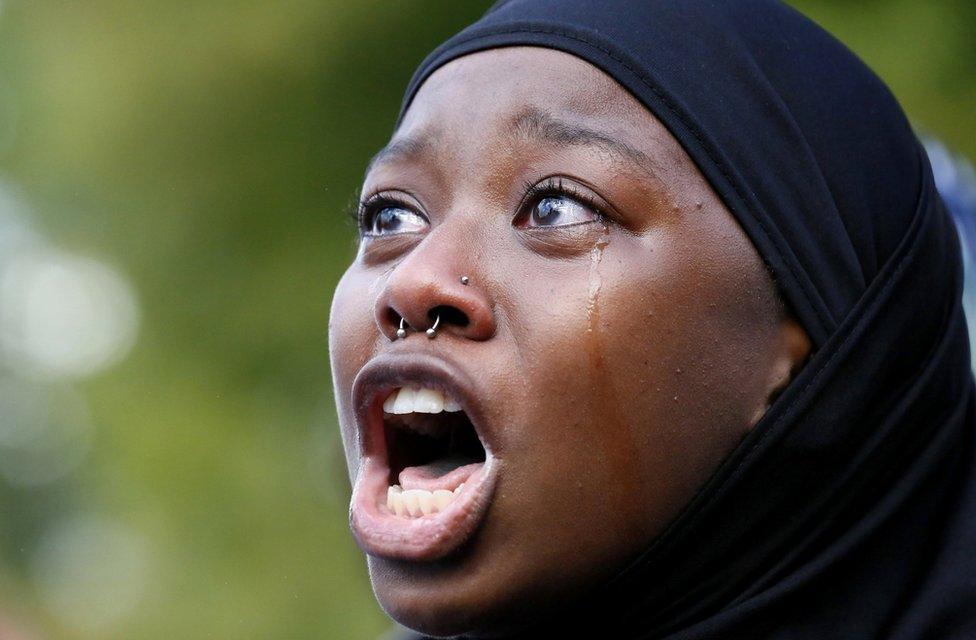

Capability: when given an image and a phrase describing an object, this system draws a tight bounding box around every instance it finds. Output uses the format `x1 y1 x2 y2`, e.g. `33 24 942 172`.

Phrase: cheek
328 266 381 478
494 257 666 576
591 236 784 517
503 231 783 553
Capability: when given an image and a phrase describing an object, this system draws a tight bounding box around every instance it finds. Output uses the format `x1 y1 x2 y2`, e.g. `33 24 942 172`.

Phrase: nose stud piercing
426 314 441 339
396 317 407 340
460 275 470 285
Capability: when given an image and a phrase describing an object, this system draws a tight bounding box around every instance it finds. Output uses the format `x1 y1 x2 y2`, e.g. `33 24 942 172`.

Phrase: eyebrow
365 108 664 181
364 136 432 177
509 108 662 178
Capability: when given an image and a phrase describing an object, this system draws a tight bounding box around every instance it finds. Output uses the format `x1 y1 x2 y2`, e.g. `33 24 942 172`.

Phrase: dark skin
329 47 812 637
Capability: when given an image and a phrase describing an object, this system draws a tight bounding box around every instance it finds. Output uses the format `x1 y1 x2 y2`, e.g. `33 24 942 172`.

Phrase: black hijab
394 1 976 637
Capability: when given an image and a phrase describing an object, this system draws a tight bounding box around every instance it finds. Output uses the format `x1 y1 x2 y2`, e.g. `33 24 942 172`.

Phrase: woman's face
329 47 810 636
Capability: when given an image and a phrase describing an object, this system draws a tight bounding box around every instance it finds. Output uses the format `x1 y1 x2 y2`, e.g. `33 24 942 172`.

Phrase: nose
374 242 496 342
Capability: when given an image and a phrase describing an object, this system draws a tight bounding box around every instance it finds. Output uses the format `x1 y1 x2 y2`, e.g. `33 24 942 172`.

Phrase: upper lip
352 349 492 458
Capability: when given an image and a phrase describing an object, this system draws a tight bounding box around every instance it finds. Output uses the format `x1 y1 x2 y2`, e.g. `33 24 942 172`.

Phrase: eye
514 178 604 230
522 195 598 228
362 203 428 236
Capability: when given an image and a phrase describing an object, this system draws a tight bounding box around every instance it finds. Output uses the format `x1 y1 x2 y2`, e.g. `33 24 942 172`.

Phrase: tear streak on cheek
580 233 640 519
586 235 608 343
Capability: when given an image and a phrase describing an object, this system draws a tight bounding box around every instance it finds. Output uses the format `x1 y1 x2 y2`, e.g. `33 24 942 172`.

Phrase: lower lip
349 451 498 561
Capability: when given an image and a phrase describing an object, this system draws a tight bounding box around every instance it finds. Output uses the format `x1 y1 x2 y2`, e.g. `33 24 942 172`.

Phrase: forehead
406 47 628 123
374 47 680 183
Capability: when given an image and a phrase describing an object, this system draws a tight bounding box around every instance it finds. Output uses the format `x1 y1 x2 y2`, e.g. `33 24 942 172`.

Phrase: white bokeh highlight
0 248 139 380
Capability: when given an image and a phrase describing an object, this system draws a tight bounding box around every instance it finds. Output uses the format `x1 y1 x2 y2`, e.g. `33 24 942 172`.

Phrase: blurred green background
0 1 971 638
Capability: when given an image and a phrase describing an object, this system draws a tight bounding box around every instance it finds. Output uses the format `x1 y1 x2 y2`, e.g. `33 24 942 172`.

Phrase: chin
367 554 547 639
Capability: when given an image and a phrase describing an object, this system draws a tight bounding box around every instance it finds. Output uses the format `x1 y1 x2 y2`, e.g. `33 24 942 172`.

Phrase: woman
329 1 976 638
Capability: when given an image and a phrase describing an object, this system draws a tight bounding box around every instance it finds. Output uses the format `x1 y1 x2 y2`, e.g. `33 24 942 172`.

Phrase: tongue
398 456 484 492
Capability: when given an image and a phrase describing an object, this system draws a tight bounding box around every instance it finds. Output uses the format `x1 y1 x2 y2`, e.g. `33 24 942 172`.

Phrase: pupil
537 197 562 221
377 208 400 232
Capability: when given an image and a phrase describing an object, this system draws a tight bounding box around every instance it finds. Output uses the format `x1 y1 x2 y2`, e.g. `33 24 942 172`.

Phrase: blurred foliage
0 1 970 639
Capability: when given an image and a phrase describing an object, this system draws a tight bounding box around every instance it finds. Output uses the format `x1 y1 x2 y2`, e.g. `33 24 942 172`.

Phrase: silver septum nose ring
425 314 440 339
394 314 441 340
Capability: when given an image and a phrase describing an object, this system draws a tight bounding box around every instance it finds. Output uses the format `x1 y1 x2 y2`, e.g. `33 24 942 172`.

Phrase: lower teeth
387 484 464 517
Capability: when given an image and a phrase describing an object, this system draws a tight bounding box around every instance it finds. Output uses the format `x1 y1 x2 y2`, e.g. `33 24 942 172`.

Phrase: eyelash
355 177 604 235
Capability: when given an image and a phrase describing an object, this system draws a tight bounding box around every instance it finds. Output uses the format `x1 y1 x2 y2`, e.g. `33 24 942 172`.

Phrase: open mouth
349 360 498 561
383 387 486 516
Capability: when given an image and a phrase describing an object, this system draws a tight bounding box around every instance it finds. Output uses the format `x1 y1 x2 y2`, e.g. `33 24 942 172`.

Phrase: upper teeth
383 386 462 414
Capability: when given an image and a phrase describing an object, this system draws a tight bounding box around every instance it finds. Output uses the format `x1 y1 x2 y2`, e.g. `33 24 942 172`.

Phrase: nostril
386 308 405 331
430 305 469 328
384 306 468 339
